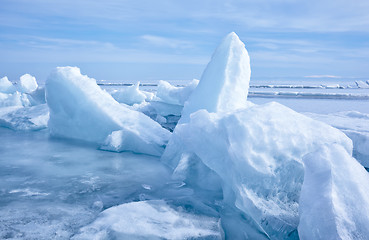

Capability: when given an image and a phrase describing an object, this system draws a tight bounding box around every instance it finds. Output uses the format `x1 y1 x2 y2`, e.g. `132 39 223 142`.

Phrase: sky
1 0 369 82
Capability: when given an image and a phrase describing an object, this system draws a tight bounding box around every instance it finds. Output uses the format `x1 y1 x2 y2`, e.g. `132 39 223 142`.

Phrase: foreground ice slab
164 101 360 239
299 144 369 240
181 32 251 121
46 67 170 156
73 200 221 239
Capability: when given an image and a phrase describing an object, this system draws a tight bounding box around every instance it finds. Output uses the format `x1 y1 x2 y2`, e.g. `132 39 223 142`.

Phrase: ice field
1 33 369 239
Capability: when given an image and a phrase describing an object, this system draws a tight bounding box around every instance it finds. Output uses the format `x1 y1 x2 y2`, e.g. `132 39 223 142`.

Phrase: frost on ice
46 67 170 156
162 32 369 239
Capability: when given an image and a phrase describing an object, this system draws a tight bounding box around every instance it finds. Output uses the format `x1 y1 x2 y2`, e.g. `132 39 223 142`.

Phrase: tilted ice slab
46 67 170 156
299 144 369 240
73 200 221 240
181 32 251 122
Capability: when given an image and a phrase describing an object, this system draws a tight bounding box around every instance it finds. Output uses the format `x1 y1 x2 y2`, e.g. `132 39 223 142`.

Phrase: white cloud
140 35 194 49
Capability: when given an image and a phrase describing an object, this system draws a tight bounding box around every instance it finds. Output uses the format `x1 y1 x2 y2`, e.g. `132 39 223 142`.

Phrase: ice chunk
0 104 49 130
163 102 354 238
101 127 169 157
19 74 38 93
73 200 221 240
156 79 199 106
299 144 369 240
111 82 151 105
0 76 16 94
304 111 369 168
181 32 251 122
46 67 170 155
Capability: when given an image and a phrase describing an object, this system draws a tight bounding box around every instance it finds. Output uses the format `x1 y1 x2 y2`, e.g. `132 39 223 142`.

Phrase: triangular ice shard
181 32 251 122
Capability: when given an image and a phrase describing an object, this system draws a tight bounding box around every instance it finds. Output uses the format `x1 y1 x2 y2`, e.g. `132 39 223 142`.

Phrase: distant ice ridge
73 200 221 239
162 32 369 239
46 67 170 156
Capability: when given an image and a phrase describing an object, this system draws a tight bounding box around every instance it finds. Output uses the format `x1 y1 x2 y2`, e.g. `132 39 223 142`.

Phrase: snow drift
46 67 170 156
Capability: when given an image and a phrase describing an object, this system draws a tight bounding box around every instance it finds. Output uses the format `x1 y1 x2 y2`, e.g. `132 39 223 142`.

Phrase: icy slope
46 67 170 156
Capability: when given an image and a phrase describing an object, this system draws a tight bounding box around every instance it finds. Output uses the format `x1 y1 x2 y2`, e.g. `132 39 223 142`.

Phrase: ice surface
111 81 152 105
299 144 369 240
46 67 170 156
19 74 38 93
163 102 354 238
73 200 221 239
0 127 178 239
0 104 49 130
0 76 16 94
156 79 199 106
180 32 251 122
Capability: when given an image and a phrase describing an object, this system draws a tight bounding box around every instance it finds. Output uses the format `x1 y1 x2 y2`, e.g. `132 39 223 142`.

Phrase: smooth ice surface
0 127 179 239
0 76 16 94
299 144 369 240
156 79 199 106
19 74 38 93
181 32 251 122
73 200 221 239
0 127 223 239
163 102 354 239
111 82 151 105
46 67 170 155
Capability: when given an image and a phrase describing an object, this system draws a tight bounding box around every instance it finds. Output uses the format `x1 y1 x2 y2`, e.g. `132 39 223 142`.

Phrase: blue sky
1 0 369 82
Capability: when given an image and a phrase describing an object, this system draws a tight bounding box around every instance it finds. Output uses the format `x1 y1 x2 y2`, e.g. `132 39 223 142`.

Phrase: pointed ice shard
181 32 251 122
